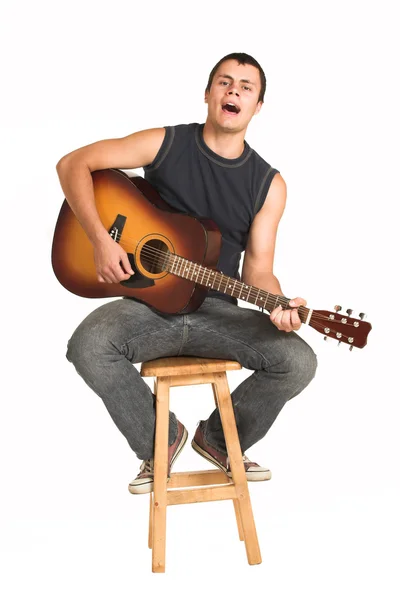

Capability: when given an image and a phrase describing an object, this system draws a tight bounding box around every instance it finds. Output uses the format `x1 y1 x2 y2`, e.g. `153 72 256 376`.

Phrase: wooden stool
140 356 262 573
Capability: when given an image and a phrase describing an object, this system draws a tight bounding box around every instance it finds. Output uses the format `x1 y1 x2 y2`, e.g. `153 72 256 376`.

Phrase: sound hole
140 239 169 274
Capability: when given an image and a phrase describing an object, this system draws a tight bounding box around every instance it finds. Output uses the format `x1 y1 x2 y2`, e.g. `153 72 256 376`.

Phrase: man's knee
66 323 99 371
284 339 318 389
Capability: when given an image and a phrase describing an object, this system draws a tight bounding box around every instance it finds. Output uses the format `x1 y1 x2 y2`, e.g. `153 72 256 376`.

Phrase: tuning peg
359 312 366 320
334 305 342 312
346 308 353 316
349 345 354 351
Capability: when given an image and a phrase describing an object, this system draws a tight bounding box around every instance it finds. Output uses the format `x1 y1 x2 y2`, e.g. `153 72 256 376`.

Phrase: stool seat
137 356 261 573
141 356 242 377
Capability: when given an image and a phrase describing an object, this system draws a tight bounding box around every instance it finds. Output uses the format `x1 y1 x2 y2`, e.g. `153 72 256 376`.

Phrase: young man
56 53 317 494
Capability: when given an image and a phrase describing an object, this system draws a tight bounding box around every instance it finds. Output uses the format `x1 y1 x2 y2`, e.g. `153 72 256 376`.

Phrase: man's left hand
270 297 307 332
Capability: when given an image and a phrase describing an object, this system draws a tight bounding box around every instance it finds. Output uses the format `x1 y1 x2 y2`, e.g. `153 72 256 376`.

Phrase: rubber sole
191 439 271 481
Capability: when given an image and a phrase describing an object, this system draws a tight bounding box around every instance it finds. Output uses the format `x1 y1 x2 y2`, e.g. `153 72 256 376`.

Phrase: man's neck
202 120 247 159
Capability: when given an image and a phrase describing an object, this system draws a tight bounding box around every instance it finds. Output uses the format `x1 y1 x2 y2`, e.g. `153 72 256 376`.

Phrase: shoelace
140 459 154 474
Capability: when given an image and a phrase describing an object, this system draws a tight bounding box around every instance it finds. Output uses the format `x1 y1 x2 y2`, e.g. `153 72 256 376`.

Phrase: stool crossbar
140 356 262 573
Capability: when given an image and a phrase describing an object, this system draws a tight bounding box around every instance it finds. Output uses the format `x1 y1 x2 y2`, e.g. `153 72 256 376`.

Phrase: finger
100 266 118 284
97 274 106 283
289 297 307 308
270 304 283 321
281 310 294 332
118 270 132 281
110 263 129 282
121 254 134 276
272 307 286 330
291 309 302 330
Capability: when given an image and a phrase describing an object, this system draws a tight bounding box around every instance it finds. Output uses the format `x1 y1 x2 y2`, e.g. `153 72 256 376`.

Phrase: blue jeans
66 297 317 460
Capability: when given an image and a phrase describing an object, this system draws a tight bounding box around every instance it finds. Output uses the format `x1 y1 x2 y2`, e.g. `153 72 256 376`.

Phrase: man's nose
228 88 239 97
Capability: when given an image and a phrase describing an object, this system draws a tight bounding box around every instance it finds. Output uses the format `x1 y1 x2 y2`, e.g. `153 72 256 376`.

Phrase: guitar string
113 231 313 311
118 241 357 328
107 233 361 333
125 244 314 314
119 244 358 337
106 241 357 341
113 235 315 314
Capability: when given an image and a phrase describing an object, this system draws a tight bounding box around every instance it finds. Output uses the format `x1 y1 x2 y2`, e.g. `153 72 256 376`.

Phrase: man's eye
220 81 229 86
243 86 251 91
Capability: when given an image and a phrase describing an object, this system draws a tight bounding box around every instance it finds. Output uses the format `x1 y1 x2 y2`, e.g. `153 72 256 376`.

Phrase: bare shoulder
254 172 287 223
56 127 166 172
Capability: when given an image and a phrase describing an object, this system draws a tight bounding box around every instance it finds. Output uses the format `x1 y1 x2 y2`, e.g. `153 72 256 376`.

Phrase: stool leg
152 376 170 573
211 382 244 542
213 372 262 565
232 498 245 542
148 493 153 549
148 378 158 551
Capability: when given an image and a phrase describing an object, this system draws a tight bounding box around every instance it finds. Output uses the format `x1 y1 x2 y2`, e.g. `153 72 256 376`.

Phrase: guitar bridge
108 214 127 242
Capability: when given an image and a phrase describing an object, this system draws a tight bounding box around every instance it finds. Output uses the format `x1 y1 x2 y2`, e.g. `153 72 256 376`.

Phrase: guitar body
52 168 222 313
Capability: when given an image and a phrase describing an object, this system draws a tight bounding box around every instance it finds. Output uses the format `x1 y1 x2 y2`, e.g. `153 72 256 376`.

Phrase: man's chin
218 118 243 133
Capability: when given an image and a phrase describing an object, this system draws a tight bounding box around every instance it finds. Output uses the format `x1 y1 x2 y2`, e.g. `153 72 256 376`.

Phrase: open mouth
222 102 240 115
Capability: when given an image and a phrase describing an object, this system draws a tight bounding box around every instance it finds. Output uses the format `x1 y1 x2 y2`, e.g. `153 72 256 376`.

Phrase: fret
261 292 270 310
224 277 230 294
254 288 260 306
205 269 212 287
246 285 252 302
171 255 178 275
187 261 192 280
239 282 246 300
178 257 184 277
217 272 222 291
231 279 237 297
183 260 190 280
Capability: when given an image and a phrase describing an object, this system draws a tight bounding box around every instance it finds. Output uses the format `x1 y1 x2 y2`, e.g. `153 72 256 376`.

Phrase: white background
1 0 399 597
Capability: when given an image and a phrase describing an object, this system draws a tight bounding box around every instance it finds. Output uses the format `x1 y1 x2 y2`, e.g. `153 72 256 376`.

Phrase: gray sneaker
191 420 271 482
128 420 188 494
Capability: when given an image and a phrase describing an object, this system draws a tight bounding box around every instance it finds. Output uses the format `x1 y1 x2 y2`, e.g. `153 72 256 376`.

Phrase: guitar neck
167 253 313 325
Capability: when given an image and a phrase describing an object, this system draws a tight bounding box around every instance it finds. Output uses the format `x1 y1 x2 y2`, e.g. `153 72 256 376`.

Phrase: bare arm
55 128 166 283
242 173 306 331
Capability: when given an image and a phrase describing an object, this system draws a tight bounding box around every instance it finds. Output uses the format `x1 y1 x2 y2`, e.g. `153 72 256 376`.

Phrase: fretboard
167 253 311 324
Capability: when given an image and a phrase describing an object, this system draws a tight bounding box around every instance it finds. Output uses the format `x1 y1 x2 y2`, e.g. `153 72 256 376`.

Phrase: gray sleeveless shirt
144 123 279 304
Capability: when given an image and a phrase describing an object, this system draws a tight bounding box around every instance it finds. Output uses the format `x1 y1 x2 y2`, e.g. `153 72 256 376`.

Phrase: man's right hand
93 236 135 283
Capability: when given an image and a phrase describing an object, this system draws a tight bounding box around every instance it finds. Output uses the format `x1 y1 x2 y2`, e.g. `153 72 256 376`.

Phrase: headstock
309 305 372 350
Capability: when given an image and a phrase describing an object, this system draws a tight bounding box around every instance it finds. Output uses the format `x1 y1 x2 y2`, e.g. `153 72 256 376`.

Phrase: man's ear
204 89 209 103
254 101 263 115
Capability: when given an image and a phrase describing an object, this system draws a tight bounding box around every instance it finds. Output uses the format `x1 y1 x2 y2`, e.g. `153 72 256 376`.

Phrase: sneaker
191 420 271 482
128 420 188 494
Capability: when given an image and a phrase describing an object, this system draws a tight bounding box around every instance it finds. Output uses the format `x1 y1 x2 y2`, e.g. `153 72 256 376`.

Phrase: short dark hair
206 52 266 103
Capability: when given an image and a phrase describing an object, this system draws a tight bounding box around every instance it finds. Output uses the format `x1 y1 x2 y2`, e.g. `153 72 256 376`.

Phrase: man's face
205 59 263 133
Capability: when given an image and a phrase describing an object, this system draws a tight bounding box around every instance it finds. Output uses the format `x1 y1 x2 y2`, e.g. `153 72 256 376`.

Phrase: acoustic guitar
52 168 372 350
